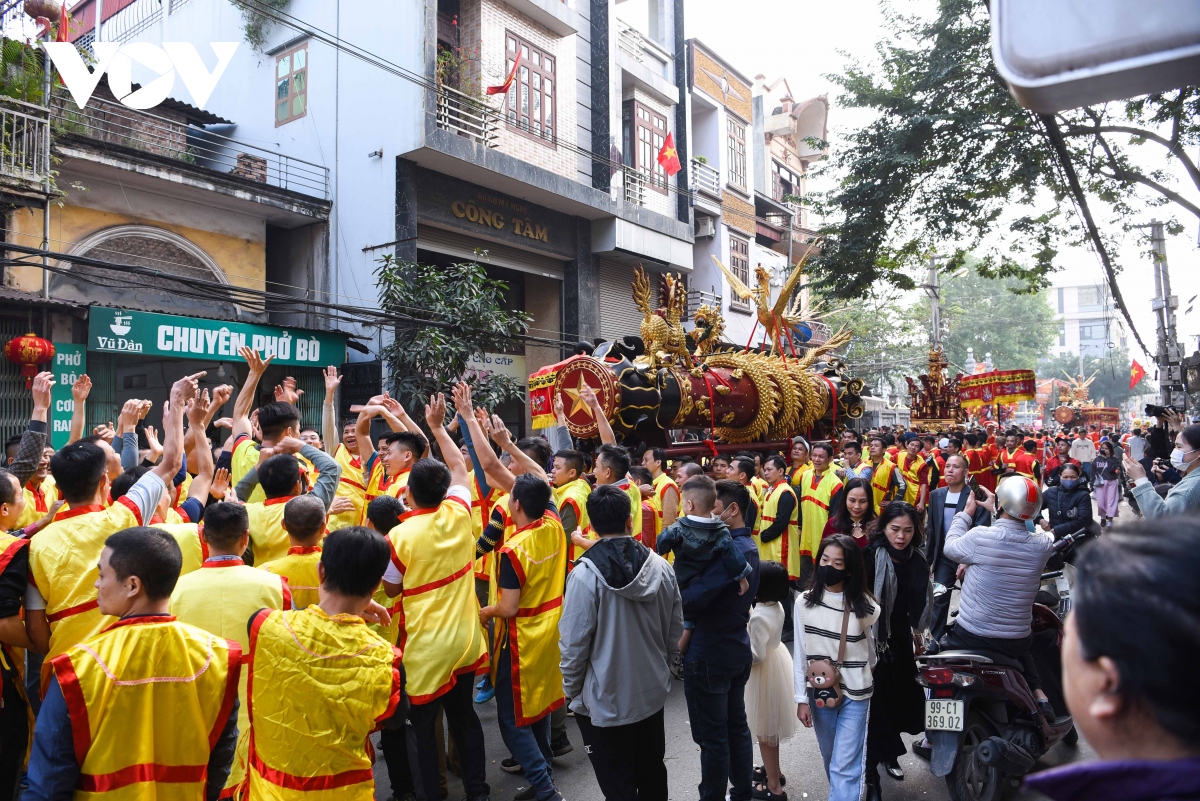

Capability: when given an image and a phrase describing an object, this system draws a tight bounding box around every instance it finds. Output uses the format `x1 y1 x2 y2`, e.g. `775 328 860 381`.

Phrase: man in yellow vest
380 393 490 801
896 434 931 512
480 474 568 801
866 435 906 514
244 525 400 801
235 444 341 565
758 455 802 579
579 384 642 545
328 420 368 529
25 372 200 685
551 449 591 560
641 447 680 540
260 494 327 610
356 397 427 506
170 502 292 797
26 526 241 800
787 437 811 488
794 445 844 581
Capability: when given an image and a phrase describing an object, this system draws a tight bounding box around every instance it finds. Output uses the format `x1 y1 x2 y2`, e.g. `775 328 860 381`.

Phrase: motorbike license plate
926 699 964 731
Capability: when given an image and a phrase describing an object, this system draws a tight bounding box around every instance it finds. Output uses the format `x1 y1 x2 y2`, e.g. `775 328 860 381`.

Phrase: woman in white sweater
794 533 881 801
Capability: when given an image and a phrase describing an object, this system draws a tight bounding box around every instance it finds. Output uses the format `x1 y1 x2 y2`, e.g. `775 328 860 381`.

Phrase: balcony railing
691 158 719 197
617 22 671 79
50 88 329 200
687 289 721 320
0 96 50 190
435 84 499 148
623 170 646 207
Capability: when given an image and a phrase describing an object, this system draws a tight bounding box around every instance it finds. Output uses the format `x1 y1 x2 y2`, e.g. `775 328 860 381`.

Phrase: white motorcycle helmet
995 475 1042 521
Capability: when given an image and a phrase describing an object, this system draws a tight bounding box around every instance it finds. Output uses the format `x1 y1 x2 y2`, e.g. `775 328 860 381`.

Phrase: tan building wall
4 204 266 295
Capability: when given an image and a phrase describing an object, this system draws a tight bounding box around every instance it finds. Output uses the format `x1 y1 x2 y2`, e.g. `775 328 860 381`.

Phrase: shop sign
468 352 527 384
50 344 86 450
88 307 347 367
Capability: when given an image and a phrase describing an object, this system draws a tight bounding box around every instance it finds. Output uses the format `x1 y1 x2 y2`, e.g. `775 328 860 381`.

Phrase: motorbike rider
943 476 1060 720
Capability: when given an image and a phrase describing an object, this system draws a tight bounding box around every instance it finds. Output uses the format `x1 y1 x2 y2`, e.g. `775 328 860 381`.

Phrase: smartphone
968 477 987 502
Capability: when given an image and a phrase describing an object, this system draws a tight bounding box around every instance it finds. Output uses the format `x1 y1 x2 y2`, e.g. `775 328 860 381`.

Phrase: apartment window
275 43 307 127
1058 322 1066 346
727 116 746 190
1057 287 1064 313
1078 286 1101 308
624 101 668 194
729 234 750 312
505 33 555 145
771 161 801 202
1079 319 1106 341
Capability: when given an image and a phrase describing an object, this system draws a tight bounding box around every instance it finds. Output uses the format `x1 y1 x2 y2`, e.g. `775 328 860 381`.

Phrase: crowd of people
0 356 1196 801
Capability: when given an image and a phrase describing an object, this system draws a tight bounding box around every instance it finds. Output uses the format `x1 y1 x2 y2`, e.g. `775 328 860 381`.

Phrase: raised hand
274 436 304 455
71 374 92 403
381 395 404 417
92 423 116 444
425 393 447 429
169 372 205 407
212 417 233 430
144 425 163 460
118 399 143 432
488 414 513 447
137 399 154 421
210 467 230 500
239 346 272 377
553 391 566 422
581 383 601 410
30 371 54 414
274 375 302 405
188 389 212 427
324 366 342 394
210 384 234 411
328 496 356 515
452 382 473 416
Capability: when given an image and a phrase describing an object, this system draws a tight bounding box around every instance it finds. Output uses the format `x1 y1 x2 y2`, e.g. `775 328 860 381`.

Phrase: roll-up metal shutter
417 225 565 280
598 260 659 344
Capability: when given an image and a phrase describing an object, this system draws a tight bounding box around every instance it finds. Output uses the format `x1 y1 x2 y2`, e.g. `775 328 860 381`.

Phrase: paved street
372 676 1095 801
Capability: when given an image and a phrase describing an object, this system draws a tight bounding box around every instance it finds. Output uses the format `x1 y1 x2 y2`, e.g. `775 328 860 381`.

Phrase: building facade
1051 281 1128 361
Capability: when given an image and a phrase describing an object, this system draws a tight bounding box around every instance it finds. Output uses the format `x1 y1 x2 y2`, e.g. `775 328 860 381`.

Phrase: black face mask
884 539 913 561
817 564 846 586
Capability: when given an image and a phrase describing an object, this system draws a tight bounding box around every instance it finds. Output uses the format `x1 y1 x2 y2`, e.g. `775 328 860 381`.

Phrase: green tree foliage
825 288 926 401
1037 350 1138 409
810 0 1200 299
375 255 531 416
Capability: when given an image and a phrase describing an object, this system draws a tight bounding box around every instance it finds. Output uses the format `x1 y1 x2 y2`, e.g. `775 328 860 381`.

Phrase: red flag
55 2 68 42
487 51 521 96
1130 359 1147 390
657 132 681 177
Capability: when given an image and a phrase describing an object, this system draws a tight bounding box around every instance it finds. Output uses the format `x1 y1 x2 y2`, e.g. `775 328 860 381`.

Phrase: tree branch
1063 123 1200 193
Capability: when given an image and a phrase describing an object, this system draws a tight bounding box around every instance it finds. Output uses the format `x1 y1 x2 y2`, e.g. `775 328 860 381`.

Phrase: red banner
958 369 1037 408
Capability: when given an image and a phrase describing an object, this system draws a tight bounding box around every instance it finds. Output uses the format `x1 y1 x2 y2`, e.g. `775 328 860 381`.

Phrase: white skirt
746 643 797 745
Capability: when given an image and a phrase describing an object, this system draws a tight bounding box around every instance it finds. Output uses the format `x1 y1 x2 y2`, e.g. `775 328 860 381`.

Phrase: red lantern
4 333 55 389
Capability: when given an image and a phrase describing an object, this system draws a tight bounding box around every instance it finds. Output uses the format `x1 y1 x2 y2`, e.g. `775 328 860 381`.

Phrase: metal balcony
623 170 646 207
0 96 51 192
435 84 500 148
690 158 719 197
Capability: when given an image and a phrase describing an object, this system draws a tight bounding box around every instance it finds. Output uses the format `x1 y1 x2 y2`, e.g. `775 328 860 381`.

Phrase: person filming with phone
942 476 1060 719
1124 421 1200 519
924 453 991 642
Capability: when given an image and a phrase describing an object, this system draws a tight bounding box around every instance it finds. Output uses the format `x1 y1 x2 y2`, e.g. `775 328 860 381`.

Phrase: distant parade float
906 348 967 428
528 263 864 447
1052 371 1121 428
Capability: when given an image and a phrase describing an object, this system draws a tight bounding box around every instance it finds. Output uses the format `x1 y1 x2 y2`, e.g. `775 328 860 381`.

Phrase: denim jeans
931 557 959 642
810 693 870 801
682 660 753 801
495 646 556 799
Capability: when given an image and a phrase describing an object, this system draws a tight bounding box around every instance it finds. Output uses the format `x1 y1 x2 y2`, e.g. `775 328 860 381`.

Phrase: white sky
685 0 1200 364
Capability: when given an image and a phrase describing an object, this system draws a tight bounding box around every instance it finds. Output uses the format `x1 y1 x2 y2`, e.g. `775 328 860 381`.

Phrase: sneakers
475 678 495 704
670 654 685 681
501 758 523 775
551 733 573 757
515 789 562 801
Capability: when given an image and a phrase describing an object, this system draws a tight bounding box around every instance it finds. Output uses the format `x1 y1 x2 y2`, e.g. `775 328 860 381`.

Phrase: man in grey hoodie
559 483 684 801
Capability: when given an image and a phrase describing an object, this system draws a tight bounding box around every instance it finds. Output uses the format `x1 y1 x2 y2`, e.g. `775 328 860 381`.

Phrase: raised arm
186 384 230 471
354 405 383 465
453 383 514 492
425 393 467 488
152 373 202 485
9 372 52 487
581 384 615 445
184 390 216 506
385 397 427 455
322 366 341 452
68 374 91 445
232 347 272 438
489 414 547 483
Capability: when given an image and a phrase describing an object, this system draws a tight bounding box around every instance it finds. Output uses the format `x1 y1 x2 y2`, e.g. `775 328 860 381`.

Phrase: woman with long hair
1091 440 1123 527
861 503 930 800
823 478 876 548
793 534 880 801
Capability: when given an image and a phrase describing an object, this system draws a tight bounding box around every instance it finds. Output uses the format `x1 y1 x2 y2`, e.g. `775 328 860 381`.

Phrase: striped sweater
792 590 881 703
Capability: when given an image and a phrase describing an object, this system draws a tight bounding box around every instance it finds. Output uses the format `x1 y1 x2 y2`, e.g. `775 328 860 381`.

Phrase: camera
1145 404 1177 418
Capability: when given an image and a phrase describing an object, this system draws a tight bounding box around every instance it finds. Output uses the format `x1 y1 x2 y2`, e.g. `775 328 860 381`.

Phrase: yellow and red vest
800 469 843 571
245 607 399 801
328 445 366 531
231 436 265 505
245 496 298 566
788 464 810 490
259 546 322 610
387 495 487 703
28 499 144 679
482 493 514 607
470 472 501 582
16 476 57 530
170 557 290 796
554 479 591 562
998 447 1022 475
611 478 642 544
897 452 929 506
364 462 409 507
493 510 567 726
757 481 801 579
868 458 900 515
751 475 769 503
647 473 680 541
50 616 240 801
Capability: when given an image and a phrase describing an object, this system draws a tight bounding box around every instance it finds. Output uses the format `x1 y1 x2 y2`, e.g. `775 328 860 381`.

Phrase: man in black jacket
926 453 991 640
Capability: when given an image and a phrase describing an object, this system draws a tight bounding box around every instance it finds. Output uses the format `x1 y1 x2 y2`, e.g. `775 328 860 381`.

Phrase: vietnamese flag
657 132 681 177
1130 359 1147 390
487 51 521 96
55 1 69 41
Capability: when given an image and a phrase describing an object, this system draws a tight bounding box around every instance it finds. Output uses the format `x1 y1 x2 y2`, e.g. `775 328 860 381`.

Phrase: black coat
1042 482 1093 538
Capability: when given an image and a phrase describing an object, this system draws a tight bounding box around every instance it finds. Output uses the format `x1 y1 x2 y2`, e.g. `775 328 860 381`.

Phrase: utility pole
926 254 942 351
1148 219 1186 409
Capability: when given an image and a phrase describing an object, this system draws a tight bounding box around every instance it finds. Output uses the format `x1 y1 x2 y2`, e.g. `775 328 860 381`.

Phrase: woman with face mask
1039 463 1094 549
1125 422 1200 519
860 503 930 800
1091 441 1124 528
792 534 880 801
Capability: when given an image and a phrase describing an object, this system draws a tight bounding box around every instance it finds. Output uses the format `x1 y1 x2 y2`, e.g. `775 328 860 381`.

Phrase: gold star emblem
562 375 595 419
661 146 676 160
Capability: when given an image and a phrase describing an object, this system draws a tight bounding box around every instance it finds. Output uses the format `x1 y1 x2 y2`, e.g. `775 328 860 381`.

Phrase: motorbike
917 528 1088 801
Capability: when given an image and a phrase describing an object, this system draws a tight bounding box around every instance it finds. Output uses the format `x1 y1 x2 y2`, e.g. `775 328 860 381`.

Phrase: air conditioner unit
696 216 716 239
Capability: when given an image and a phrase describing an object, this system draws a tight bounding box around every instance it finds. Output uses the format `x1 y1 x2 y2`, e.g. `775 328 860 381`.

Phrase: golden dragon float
528 260 864 447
